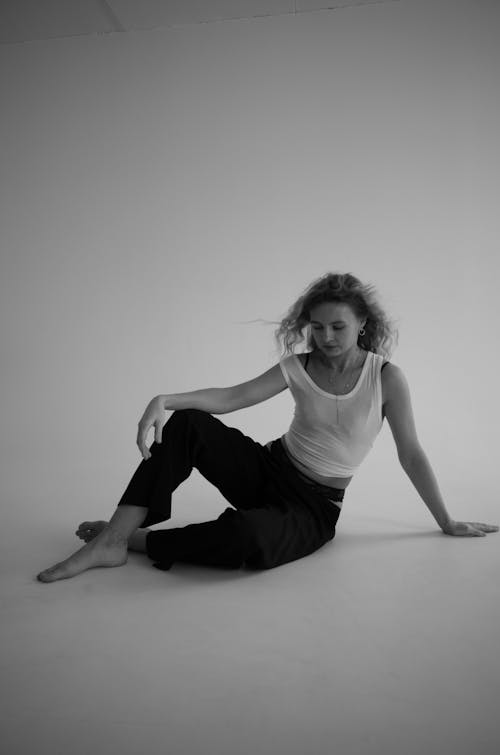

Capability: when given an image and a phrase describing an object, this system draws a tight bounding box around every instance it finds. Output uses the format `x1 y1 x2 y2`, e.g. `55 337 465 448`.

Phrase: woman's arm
402 452 498 536
401 450 452 530
160 363 287 415
161 387 235 415
137 365 287 460
383 365 498 537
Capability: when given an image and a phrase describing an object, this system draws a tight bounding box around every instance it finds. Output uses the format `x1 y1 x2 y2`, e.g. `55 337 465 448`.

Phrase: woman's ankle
128 529 149 553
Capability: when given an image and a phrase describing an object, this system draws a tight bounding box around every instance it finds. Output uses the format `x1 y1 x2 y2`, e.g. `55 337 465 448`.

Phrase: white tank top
278 350 385 477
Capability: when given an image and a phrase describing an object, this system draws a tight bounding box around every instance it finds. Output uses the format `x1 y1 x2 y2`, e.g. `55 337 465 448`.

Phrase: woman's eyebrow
310 319 346 324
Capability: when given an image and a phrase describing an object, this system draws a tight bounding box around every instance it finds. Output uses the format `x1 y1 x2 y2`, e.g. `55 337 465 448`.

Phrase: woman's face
308 302 364 355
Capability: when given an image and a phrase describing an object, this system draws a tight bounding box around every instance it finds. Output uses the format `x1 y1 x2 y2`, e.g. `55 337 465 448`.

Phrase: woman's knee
170 408 210 424
162 408 205 436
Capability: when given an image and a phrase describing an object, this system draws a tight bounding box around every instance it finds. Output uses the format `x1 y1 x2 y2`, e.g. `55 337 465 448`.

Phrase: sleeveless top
274 351 389 478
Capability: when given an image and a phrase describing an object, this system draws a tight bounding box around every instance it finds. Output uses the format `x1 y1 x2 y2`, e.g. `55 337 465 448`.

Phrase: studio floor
2 489 499 755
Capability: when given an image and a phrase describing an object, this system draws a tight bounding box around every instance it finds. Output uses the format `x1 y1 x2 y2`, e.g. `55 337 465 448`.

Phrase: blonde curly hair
273 272 399 360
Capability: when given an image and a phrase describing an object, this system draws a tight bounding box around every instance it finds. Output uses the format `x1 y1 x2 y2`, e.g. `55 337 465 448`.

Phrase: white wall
1 0 499 531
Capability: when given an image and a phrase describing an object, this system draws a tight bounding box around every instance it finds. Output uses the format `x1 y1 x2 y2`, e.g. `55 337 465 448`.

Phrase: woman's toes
75 521 108 542
37 540 127 583
37 564 63 582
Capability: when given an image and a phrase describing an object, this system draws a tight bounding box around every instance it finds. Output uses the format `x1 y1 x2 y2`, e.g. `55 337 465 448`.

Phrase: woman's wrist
440 517 454 532
159 394 174 410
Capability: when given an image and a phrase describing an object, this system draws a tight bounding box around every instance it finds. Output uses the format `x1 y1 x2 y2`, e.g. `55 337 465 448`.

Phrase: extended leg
145 507 259 571
145 498 341 573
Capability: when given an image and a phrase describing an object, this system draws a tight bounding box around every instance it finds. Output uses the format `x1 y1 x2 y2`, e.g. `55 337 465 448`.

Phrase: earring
359 327 366 336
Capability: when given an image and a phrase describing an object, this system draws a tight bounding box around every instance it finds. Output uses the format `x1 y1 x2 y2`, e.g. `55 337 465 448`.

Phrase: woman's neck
314 346 365 373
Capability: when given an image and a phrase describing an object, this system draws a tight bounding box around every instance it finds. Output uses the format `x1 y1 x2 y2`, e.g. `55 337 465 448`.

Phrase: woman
37 272 498 582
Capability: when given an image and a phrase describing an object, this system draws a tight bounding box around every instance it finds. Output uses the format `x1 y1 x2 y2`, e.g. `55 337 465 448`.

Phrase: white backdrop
2 3 500 755
1 0 498 532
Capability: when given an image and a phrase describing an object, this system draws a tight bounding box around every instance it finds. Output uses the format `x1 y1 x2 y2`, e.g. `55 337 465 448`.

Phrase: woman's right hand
137 395 166 460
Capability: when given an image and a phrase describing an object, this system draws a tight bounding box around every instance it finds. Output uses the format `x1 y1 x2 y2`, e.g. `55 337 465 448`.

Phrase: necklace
315 349 367 423
317 349 366 392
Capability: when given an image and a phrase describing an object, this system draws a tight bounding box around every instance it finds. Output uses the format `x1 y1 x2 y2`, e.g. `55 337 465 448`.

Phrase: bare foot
37 529 128 583
76 521 151 552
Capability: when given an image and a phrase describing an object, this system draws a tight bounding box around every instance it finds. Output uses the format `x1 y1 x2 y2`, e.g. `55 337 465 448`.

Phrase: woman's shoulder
380 356 398 372
281 352 307 365
380 356 398 382
380 359 407 407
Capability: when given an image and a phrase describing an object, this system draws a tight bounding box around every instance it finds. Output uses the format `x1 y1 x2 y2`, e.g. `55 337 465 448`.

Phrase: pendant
328 374 351 389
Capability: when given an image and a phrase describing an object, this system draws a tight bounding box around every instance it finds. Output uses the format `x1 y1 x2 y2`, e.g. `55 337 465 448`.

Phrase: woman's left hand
442 520 499 537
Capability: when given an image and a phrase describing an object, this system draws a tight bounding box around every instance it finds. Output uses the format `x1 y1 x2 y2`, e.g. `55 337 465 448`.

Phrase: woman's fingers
470 522 499 533
459 521 498 536
461 524 485 536
447 521 487 536
137 397 166 459
137 424 153 460
136 425 149 456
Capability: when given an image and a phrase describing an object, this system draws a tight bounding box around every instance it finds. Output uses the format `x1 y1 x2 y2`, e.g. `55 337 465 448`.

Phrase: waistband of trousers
266 438 345 504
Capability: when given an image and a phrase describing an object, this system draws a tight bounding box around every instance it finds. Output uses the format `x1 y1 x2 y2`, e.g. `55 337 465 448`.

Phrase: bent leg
116 409 272 528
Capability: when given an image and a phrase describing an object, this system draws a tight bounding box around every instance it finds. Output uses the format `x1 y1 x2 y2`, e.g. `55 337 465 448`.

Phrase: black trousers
116 409 345 571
